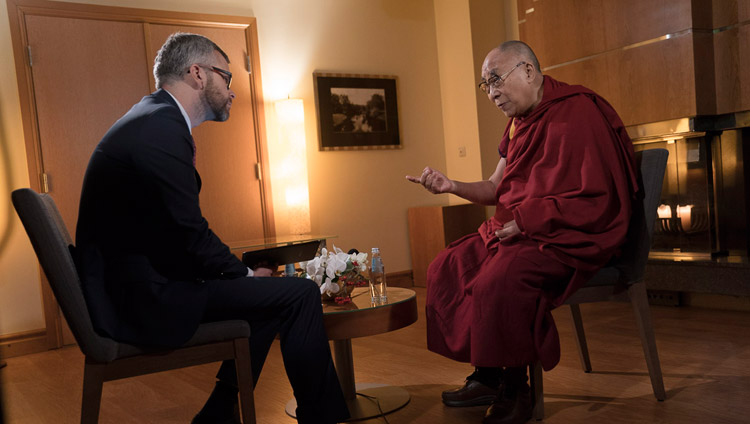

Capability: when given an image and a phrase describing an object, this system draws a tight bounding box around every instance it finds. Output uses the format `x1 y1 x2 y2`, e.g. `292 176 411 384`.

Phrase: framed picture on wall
313 73 401 151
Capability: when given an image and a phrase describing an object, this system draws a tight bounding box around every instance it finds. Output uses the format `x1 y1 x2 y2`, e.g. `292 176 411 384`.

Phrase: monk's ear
523 63 535 80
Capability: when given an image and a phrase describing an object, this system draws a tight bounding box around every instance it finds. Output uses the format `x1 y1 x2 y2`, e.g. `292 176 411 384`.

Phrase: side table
285 287 418 421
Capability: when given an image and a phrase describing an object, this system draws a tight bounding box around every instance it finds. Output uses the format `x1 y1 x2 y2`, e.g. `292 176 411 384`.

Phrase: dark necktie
190 136 196 167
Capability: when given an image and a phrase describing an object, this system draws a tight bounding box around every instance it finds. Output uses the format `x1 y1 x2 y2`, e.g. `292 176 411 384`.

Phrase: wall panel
741 25 750 111
713 0 739 27
544 53 611 108
693 32 717 115
601 0 693 48
518 0 748 125
714 28 742 114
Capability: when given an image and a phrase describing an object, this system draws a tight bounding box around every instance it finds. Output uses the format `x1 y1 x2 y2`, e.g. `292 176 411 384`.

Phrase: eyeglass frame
478 61 527 94
192 64 233 90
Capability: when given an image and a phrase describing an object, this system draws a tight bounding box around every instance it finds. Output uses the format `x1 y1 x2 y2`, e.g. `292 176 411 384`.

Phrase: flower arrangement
299 246 369 304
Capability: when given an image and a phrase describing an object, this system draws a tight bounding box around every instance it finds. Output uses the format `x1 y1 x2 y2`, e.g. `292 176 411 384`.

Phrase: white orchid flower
326 252 349 280
320 279 340 295
350 252 368 272
301 256 325 286
305 257 320 277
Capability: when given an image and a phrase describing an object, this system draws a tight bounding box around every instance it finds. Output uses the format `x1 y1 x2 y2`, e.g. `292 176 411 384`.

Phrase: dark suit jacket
75 89 248 347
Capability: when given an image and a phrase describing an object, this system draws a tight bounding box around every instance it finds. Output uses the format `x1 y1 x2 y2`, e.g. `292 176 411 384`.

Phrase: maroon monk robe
426 76 637 371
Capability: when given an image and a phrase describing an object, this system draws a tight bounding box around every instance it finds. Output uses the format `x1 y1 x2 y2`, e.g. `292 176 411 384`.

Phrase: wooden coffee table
285 287 418 421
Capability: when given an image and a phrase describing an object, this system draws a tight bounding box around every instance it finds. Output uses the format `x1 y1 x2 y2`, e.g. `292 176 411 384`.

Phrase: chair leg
233 338 257 424
529 362 544 420
81 360 105 424
628 281 667 401
569 304 592 372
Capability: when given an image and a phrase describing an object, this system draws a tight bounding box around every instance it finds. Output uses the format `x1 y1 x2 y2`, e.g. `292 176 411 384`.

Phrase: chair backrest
12 188 119 362
613 148 669 284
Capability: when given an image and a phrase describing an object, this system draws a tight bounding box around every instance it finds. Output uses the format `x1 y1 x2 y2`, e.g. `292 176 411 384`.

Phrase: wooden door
25 15 152 345
9 0 271 350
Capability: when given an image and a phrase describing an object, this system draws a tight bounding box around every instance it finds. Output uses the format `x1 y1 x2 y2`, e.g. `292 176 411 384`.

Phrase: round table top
321 287 418 340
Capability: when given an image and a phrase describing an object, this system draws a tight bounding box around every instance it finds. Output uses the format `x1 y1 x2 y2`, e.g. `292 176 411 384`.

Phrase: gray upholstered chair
530 148 669 420
11 188 256 424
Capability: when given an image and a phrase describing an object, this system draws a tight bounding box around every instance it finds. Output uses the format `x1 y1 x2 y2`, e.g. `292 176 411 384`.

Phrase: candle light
676 204 693 232
657 204 672 219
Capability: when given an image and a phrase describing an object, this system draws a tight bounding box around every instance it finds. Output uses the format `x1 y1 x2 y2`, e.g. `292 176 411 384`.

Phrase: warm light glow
270 99 311 235
657 204 672 219
676 204 693 231
285 186 309 206
275 98 305 125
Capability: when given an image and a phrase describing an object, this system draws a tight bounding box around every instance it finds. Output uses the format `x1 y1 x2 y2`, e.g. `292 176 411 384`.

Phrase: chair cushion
114 320 251 359
582 266 621 287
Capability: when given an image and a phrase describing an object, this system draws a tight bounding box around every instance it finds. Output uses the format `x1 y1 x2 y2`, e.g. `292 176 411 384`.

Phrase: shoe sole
442 395 498 407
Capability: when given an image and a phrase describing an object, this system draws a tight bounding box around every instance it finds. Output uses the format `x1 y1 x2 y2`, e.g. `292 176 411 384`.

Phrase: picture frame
313 73 401 151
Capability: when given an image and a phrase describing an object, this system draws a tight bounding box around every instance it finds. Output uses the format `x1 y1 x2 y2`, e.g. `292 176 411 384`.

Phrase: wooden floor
2 287 749 424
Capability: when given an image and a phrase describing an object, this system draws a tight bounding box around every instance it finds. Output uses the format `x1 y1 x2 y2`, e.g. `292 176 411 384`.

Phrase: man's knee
300 277 321 298
281 276 320 302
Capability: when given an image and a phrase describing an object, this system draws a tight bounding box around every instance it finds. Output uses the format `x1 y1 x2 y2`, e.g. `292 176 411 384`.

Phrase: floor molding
0 329 48 359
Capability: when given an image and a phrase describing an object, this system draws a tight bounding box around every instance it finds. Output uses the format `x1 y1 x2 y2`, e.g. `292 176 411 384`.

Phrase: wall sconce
272 98 311 235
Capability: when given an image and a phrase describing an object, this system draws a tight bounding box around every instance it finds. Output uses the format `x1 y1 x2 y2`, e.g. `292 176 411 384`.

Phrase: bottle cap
371 247 379 253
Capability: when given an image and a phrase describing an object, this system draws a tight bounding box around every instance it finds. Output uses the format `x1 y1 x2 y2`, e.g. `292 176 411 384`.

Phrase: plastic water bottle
369 247 388 304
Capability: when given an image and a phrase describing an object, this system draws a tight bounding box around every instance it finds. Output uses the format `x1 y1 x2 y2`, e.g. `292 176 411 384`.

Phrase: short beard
203 77 230 122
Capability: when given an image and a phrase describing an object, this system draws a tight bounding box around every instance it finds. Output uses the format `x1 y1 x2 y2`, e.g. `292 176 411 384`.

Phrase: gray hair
497 40 541 73
153 32 230 89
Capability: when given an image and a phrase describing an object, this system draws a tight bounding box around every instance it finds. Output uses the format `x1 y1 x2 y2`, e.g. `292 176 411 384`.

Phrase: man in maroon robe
406 41 637 424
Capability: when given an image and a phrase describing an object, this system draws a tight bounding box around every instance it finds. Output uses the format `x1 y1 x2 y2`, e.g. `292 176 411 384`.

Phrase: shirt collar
163 89 192 134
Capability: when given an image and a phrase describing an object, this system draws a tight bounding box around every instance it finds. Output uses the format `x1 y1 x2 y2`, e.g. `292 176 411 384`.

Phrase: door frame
6 0 275 351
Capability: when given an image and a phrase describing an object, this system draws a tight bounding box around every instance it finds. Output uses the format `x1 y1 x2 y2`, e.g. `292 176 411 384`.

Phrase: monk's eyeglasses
478 61 526 94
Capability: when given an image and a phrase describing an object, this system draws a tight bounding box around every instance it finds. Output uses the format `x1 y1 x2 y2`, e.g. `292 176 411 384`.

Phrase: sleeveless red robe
425 76 637 371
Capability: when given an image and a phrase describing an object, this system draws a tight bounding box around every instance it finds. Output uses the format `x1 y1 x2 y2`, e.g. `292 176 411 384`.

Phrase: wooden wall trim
387 270 414 288
0 329 49 359
246 19 275 238
10 0 255 27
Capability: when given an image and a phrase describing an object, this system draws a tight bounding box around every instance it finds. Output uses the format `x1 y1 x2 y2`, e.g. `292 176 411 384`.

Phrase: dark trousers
202 276 349 424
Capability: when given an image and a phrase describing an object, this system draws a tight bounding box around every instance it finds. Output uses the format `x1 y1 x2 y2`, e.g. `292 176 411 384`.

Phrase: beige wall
433 0 483 205
0 0 45 336
471 0 517 182
248 0 447 273
0 0 512 338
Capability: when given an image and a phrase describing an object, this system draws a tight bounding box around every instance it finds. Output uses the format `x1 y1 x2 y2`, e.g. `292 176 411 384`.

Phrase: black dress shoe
442 379 502 407
482 387 532 424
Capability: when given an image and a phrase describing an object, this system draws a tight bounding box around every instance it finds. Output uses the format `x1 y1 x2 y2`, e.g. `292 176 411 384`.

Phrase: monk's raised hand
495 220 520 241
406 167 453 194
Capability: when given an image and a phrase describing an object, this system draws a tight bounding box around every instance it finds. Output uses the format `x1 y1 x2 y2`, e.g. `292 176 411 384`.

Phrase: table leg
285 337 411 421
333 339 356 401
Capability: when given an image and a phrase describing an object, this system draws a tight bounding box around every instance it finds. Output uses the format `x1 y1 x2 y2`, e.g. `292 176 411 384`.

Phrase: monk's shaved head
495 40 541 73
481 40 544 117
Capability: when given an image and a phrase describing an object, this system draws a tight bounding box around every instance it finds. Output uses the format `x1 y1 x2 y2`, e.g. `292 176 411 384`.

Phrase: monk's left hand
495 220 520 240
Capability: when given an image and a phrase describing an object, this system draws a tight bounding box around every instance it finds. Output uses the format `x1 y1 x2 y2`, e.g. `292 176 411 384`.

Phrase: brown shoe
442 379 501 407
482 387 532 424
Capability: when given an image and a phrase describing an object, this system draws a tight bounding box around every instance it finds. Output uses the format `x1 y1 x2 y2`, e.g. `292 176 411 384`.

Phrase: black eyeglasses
478 61 526 94
196 64 232 89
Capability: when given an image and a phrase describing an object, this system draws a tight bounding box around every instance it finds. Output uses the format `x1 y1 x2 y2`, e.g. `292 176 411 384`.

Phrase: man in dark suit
75 32 348 424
